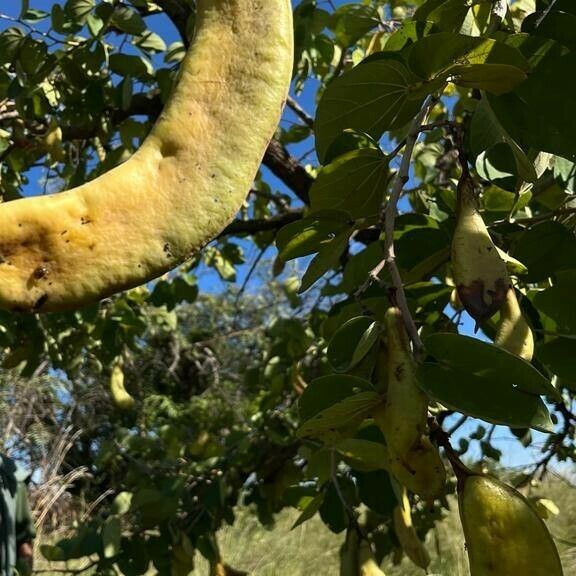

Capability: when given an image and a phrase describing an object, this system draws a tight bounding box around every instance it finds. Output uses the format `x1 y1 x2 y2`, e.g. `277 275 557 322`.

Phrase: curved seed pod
358 539 386 576
109 362 135 411
374 308 445 499
392 488 430 570
452 173 510 322
381 308 427 453
340 528 361 576
459 474 564 576
0 0 293 312
495 288 534 361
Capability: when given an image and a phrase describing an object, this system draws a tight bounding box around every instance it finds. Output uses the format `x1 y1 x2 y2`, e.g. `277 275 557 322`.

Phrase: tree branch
219 209 303 237
263 139 313 204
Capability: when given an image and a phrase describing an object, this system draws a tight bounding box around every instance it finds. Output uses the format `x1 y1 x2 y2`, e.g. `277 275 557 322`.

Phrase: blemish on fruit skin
33 265 48 280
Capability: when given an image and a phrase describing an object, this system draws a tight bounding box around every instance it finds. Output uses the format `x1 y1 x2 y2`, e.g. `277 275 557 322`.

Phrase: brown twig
374 94 440 358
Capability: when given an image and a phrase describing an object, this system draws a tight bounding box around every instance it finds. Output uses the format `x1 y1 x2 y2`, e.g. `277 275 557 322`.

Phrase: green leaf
111 492 133 516
111 6 146 35
299 228 351 293
291 493 324 530
336 439 389 471
522 10 576 52
319 482 350 534
0 28 25 65
109 54 152 79
448 63 527 95
276 217 350 262
22 9 49 23
469 97 537 183
417 363 554 432
489 52 576 161
354 469 398 515
315 55 427 163
512 222 576 282
135 31 167 53
407 33 529 80
310 148 389 219
41 545 65 562
298 391 381 439
330 4 379 47
102 516 121 559
165 41 186 64
395 227 451 281
116 536 150 576
327 316 380 372
533 271 576 333
299 374 374 423
424 333 559 398
65 0 94 25
538 338 576 383
414 0 471 32
384 20 437 52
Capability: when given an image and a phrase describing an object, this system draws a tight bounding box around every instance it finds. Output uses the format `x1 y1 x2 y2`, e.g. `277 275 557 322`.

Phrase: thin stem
446 414 468 436
380 94 440 358
286 96 314 129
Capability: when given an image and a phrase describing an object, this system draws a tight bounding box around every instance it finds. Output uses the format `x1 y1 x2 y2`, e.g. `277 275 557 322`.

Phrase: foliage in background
0 0 575 574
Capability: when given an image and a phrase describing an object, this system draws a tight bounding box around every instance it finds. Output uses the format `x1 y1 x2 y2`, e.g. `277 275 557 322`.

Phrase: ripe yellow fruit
374 308 445 499
392 488 430 570
0 0 293 312
459 474 564 576
109 362 135 410
43 120 66 164
358 539 386 576
494 288 534 361
210 563 247 576
452 173 510 322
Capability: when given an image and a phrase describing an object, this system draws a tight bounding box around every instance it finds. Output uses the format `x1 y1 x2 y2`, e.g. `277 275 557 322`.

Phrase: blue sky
0 1 567 475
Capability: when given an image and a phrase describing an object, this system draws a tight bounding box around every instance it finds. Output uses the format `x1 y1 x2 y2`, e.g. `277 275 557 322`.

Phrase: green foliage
1 0 576 574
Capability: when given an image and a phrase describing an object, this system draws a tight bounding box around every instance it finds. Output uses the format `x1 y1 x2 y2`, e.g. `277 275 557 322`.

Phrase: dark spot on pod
89 244 95 251
34 293 48 311
80 217 92 225
457 279 510 322
33 265 48 280
61 230 68 236
18 223 22 228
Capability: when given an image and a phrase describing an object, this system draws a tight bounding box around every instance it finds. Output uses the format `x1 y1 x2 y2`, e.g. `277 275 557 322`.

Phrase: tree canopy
0 0 575 575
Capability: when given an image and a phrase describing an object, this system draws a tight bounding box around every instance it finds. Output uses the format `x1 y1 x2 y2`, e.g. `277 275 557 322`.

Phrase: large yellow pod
459 475 563 576
0 0 293 312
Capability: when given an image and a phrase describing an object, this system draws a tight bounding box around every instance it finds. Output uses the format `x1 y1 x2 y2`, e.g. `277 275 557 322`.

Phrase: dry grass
34 475 576 576
192 475 576 576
